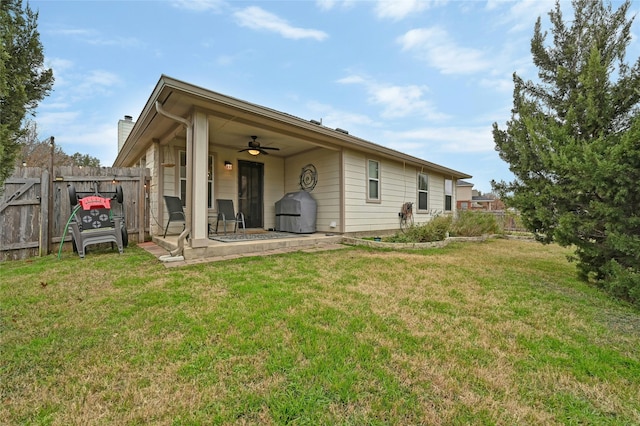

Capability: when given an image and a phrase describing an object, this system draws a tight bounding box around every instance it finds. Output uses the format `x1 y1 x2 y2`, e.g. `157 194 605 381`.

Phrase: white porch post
189 110 209 247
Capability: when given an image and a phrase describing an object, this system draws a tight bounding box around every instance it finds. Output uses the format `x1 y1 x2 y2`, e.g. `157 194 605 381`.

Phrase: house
456 180 474 210
456 180 505 211
114 75 471 259
472 191 505 211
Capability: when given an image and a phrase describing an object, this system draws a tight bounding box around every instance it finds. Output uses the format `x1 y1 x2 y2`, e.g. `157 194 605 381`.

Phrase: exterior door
238 160 264 228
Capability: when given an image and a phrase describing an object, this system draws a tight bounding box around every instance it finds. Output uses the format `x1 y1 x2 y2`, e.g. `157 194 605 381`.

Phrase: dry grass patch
2 240 639 424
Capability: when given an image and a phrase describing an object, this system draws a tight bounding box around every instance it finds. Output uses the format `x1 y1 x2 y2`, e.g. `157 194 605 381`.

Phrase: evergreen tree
493 0 640 305
0 0 54 186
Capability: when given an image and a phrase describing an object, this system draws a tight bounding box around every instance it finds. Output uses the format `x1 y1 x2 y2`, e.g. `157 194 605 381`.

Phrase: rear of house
114 75 471 250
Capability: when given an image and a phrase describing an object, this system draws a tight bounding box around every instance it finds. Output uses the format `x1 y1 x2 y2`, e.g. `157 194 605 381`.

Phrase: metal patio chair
163 195 186 238
214 199 246 236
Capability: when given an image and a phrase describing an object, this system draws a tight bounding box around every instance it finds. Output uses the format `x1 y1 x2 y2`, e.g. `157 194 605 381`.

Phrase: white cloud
48 57 73 71
316 0 356 11
338 74 448 121
336 75 366 85
233 7 329 41
86 36 144 48
57 123 119 165
385 126 495 154
306 100 377 131
35 111 80 128
171 0 225 12
71 70 121 101
374 0 447 21
51 28 95 37
51 27 144 48
486 0 556 33
397 27 490 75
479 76 513 94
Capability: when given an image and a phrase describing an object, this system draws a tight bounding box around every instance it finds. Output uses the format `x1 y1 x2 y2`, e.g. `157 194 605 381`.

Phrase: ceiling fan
238 136 280 156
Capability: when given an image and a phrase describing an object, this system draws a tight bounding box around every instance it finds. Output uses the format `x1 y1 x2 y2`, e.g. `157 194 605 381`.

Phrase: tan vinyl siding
284 148 340 233
344 150 417 233
343 150 458 233
429 175 445 213
263 156 285 230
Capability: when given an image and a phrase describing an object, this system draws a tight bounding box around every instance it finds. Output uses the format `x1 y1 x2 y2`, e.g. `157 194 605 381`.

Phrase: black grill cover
275 191 317 233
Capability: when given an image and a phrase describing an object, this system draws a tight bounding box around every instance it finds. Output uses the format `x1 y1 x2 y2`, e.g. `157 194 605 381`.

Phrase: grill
275 191 317 234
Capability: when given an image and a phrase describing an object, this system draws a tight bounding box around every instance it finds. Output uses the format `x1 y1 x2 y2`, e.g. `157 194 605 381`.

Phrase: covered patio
154 231 345 262
115 76 351 260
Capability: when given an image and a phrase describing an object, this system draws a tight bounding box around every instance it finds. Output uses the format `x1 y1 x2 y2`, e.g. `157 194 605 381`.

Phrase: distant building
456 181 505 211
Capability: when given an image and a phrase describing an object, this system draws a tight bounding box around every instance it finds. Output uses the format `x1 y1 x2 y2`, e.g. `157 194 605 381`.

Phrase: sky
30 0 640 193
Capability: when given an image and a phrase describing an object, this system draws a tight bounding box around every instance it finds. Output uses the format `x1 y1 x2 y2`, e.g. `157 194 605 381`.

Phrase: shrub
450 211 501 237
387 215 452 243
601 260 640 308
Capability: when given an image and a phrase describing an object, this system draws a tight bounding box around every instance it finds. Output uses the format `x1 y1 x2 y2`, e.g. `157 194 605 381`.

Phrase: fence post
40 169 49 257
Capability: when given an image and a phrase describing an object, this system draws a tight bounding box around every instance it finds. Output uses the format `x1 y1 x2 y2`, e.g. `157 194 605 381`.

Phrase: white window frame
444 179 453 211
417 172 428 211
367 159 380 202
179 150 214 209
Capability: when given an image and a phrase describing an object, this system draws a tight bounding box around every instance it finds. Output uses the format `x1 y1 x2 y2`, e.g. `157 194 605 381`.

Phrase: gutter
154 100 191 261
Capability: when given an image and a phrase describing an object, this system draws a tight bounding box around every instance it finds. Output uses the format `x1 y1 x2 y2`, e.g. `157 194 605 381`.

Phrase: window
418 173 428 210
444 179 453 211
179 150 214 208
367 159 380 201
207 155 213 208
179 151 187 206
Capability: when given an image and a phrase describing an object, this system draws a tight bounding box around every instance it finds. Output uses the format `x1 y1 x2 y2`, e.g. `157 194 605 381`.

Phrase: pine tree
0 0 54 187
493 0 640 305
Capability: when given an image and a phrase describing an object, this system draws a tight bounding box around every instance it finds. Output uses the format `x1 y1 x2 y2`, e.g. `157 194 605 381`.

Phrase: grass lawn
1 239 639 425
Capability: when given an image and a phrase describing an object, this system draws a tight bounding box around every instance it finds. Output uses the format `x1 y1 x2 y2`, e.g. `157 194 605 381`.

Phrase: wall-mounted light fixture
22 159 26 167
224 161 233 170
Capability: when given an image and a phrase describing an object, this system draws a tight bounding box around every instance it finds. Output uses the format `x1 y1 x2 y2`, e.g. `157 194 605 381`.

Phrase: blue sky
31 0 639 193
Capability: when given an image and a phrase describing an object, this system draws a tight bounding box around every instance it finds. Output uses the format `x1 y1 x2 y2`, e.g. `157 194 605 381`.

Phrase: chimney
118 115 135 152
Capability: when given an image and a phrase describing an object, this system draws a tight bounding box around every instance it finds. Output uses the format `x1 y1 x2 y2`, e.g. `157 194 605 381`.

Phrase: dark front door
238 160 264 228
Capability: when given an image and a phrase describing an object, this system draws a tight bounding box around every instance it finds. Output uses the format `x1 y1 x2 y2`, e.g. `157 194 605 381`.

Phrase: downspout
155 100 192 260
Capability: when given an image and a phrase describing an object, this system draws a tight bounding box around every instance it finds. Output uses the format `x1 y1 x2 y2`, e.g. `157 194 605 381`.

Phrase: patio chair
163 195 186 238
214 199 246 236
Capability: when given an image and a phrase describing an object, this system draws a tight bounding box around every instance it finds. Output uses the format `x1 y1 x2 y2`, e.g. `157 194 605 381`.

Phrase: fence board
1 166 149 261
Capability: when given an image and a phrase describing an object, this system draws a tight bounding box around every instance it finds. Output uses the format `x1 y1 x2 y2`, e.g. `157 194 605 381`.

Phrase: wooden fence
1 166 150 261
490 210 527 232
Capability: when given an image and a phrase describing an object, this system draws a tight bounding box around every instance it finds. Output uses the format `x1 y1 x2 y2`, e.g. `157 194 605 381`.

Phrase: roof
472 195 497 202
457 180 474 187
114 75 472 180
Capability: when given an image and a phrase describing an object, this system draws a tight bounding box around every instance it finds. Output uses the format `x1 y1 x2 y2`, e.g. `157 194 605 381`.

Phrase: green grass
1 240 639 425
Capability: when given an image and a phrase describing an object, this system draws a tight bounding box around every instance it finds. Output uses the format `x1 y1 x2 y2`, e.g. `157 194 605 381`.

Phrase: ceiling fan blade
238 148 250 152
260 149 269 155
260 146 280 151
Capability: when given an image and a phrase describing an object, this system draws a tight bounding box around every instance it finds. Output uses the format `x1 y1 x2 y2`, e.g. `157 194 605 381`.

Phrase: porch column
189 110 209 247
